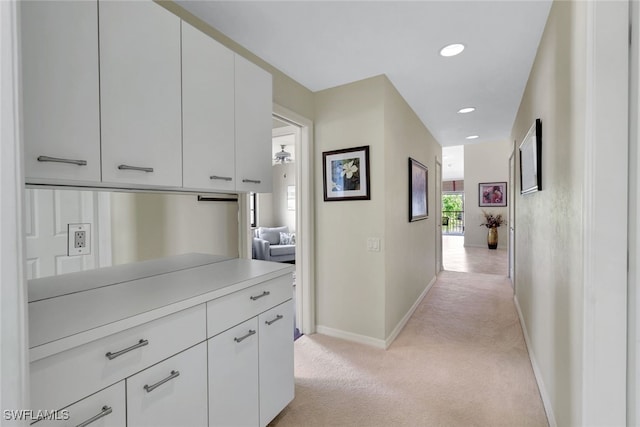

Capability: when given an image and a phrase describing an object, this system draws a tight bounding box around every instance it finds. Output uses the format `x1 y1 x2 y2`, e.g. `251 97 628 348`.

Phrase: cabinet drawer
207 274 293 338
127 342 208 427
33 381 125 427
31 304 206 413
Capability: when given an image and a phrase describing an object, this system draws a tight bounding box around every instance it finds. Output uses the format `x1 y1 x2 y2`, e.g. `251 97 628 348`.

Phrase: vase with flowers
480 211 505 249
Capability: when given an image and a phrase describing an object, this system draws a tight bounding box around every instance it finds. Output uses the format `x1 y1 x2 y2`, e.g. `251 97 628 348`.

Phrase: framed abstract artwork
409 157 428 222
479 182 507 207
519 118 542 195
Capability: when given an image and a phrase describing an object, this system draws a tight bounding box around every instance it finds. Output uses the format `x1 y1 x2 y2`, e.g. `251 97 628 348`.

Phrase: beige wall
463 140 510 249
110 192 239 265
383 79 440 337
272 162 296 231
510 1 586 425
314 75 440 343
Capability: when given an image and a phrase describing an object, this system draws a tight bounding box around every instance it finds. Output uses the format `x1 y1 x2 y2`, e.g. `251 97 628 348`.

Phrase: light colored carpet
270 271 548 427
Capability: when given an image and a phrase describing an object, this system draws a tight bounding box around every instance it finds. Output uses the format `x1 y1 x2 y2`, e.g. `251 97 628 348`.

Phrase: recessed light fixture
465 135 479 140
440 43 465 57
458 107 476 114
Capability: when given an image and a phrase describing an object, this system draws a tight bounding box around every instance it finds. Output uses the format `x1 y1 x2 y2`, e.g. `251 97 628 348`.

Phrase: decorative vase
487 227 498 250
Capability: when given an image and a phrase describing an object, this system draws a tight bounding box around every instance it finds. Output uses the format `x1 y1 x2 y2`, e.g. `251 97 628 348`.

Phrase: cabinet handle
234 329 256 343
118 164 154 173
75 405 112 427
242 179 262 184
265 314 284 326
210 175 233 181
37 155 87 166
250 291 270 301
144 370 180 393
105 339 148 360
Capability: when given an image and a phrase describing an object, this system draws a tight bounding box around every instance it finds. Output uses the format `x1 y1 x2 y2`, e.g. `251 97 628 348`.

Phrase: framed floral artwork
409 158 428 221
322 146 370 201
479 182 507 207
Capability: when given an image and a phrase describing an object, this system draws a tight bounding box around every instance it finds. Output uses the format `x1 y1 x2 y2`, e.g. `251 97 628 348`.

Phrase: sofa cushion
279 232 295 245
258 226 289 245
269 244 296 257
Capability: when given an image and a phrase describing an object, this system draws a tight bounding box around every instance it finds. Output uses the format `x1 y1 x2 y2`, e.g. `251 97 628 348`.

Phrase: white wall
272 162 296 231
463 140 510 249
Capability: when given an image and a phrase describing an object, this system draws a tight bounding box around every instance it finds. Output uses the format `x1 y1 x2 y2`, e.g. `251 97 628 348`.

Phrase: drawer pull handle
118 164 154 173
144 370 180 393
250 291 270 301
210 175 233 181
234 329 256 343
242 179 262 184
105 339 148 360
75 405 112 427
37 155 87 166
265 314 284 326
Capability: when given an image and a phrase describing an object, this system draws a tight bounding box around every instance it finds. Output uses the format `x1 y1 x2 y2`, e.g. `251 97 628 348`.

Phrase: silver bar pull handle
144 370 180 393
210 175 233 181
37 155 87 166
242 179 261 184
118 164 154 173
105 339 148 360
234 329 256 343
75 405 112 427
250 291 270 301
265 314 284 326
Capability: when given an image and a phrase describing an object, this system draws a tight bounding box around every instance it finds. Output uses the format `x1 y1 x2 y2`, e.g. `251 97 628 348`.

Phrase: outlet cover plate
68 223 91 256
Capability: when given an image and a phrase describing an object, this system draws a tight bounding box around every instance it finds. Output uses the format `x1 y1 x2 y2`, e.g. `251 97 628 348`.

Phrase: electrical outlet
68 223 91 256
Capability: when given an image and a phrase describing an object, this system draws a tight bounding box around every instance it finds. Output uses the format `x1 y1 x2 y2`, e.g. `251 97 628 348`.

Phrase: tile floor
442 235 508 276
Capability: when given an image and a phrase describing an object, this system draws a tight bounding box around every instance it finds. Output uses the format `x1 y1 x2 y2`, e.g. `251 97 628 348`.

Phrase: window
250 192 257 228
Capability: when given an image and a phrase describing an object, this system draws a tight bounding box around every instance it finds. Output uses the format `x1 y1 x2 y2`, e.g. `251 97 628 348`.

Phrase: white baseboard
384 275 437 349
315 325 386 349
316 275 438 351
514 295 557 427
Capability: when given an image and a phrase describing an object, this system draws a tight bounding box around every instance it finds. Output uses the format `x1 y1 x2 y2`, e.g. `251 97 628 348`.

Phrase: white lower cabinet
34 381 125 427
209 318 260 427
209 300 294 427
127 342 208 427
259 301 295 427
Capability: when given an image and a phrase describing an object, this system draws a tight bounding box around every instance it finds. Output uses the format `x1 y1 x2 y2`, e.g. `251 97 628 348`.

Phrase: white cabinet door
127 343 208 427
258 300 295 426
20 1 101 184
209 317 259 427
235 55 273 193
182 22 235 192
99 0 182 188
35 381 125 427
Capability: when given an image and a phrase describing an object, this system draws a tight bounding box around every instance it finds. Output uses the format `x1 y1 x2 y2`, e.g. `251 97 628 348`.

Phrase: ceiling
177 1 552 147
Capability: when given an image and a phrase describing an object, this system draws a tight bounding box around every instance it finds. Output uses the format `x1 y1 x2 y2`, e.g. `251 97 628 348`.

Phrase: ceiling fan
274 145 292 164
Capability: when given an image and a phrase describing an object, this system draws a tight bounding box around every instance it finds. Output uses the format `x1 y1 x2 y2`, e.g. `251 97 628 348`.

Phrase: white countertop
28 254 294 361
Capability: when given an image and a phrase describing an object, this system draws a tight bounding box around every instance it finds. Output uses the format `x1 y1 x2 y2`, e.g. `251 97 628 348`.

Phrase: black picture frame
478 182 507 207
519 118 542 195
322 145 371 201
409 157 428 222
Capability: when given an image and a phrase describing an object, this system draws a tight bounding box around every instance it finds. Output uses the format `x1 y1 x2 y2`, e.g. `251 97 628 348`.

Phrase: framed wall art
479 182 507 207
519 118 542 195
323 145 370 201
409 157 428 222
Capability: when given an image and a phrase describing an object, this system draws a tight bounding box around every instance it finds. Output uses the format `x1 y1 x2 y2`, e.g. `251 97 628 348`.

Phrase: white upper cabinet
99 0 182 188
21 1 101 184
182 22 235 192
235 55 273 193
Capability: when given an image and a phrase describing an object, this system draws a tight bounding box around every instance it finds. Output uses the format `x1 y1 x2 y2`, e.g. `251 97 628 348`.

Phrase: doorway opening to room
249 107 315 341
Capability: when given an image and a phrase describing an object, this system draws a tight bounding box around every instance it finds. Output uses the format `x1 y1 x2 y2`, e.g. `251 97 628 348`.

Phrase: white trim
316 325 386 349
272 103 315 335
582 1 629 425
385 275 437 348
514 296 557 427
238 193 251 259
1 0 29 416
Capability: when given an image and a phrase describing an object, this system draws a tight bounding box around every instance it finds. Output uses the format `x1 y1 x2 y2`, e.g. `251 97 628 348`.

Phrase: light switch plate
366 237 381 252
68 223 91 256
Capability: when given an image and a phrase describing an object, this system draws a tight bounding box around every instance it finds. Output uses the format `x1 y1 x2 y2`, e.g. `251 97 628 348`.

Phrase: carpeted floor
269 270 548 427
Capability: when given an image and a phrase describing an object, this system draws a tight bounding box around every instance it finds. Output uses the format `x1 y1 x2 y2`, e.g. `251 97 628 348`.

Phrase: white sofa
252 226 296 263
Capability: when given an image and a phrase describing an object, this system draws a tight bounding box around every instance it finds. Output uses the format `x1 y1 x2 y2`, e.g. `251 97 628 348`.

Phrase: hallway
270 241 547 426
443 235 508 276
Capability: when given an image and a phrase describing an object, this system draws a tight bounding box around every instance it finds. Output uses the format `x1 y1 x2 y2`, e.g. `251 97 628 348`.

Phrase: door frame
508 146 516 289
435 158 443 273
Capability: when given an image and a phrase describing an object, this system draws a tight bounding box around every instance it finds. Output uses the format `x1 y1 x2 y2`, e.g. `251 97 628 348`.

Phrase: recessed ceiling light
458 107 476 114
440 43 465 57
465 135 479 140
